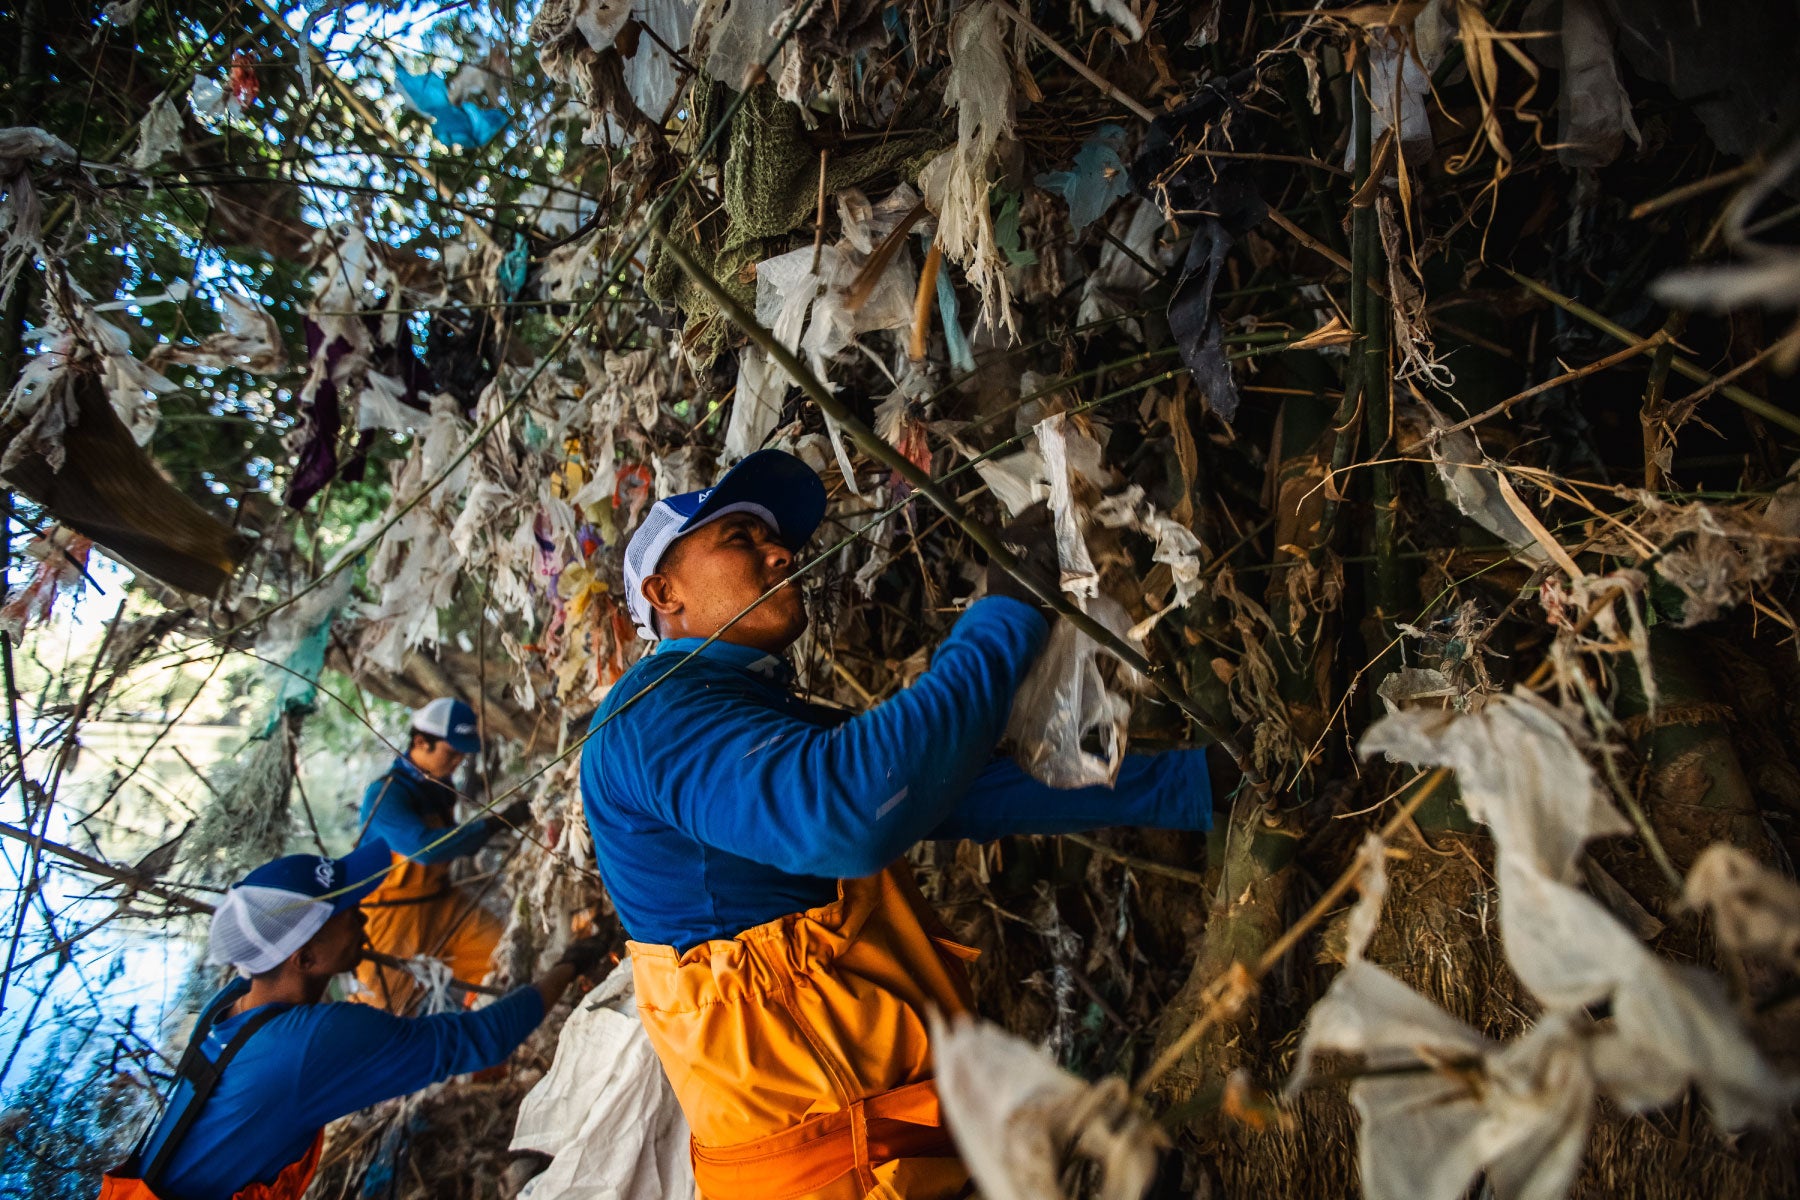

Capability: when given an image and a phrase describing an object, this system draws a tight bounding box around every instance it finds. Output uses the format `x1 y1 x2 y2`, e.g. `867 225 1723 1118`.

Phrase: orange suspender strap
689 1079 957 1200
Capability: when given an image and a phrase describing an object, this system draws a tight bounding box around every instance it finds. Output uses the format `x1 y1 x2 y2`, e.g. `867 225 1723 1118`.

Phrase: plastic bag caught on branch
1003 596 1139 789
932 1010 1164 1200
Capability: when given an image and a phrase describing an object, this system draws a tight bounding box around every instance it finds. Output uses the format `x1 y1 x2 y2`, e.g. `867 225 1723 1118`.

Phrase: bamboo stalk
1641 313 1685 491
656 233 1260 782
1320 61 1376 543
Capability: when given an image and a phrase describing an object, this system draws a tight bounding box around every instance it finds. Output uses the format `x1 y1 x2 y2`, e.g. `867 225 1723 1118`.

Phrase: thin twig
1061 833 1210 887
1429 333 1670 441
989 0 1158 123
1505 269 1800 436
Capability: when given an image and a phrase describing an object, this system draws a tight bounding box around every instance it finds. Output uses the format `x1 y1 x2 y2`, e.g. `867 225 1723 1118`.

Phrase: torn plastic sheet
694 0 785 88
1497 860 1794 1129
1036 411 1106 598
0 126 78 165
511 963 694 1200
1036 125 1132 234
153 291 287 375
723 347 784 465
1555 0 1641 168
932 1009 1163 1200
395 70 510 148
917 1 1016 335
0 527 92 644
1291 834 1787 1200
1360 692 1627 881
13 273 177 447
1084 0 1144 42
1348 28 1434 171
1295 962 1597 1200
1078 199 1174 341
969 447 1046 518
1410 404 1545 564
1652 138 1800 332
1130 81 1266 421
1003 595 1139 789
934 247 977 374
752 207 917 491
1683 844 1800 970
1374 665 1458 712
129 93 183 171
189 76 229 122
255 555 355 721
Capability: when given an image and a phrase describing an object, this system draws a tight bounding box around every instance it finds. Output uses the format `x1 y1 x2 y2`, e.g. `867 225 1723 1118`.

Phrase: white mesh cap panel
207 884 334 975
622 501 780 640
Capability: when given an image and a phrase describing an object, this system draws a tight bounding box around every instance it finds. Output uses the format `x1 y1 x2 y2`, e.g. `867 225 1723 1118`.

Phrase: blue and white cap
410 696 480 754
623 450 827 640
206 841 391 975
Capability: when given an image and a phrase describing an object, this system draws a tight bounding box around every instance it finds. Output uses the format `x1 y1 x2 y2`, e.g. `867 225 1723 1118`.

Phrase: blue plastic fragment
931 240 977 375
499 232 530 301
395 69 510 149
1035 123 1132 232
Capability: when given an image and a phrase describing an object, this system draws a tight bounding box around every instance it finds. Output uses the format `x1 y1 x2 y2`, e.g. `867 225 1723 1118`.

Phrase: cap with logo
623 449 827 640
410 696 481 755
206 841 392 975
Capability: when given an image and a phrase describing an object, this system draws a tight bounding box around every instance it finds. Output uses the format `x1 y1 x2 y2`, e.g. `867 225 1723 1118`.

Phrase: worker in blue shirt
98 843 604 1200
352 698 530 1013
580 449 1215 1200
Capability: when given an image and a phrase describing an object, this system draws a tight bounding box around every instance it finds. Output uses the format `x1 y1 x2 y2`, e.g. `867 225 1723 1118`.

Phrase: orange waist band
689 1079 957 1200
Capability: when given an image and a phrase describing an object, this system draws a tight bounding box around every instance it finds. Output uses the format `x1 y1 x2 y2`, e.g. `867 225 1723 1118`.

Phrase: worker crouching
581 450 1216 1200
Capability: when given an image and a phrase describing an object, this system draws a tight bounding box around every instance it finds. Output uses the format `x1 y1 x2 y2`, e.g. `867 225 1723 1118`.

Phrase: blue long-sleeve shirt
141 981 544 1200
356 756 497 864
581 596 1212 950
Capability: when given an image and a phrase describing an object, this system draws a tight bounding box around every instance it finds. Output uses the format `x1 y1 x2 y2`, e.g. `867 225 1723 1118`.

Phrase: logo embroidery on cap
454 723 475 735
314 860 335 889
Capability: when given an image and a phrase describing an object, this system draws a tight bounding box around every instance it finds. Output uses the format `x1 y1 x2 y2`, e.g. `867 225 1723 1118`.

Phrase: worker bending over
581 450 1214 1200
352 698 528 1013
99 843 603 1200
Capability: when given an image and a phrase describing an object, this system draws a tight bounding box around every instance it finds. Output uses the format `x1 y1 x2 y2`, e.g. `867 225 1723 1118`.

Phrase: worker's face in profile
644 513 807 652
411 738 466 781
300 906 368 978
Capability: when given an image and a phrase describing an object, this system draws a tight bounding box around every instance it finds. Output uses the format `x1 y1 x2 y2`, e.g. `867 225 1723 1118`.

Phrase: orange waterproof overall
97 1136 322 1200
631 865 977 1200
354 852 503 1014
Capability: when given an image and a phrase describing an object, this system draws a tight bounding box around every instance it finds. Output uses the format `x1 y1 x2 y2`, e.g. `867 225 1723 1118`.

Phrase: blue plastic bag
1036 124 1132 233
396 70 509 149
